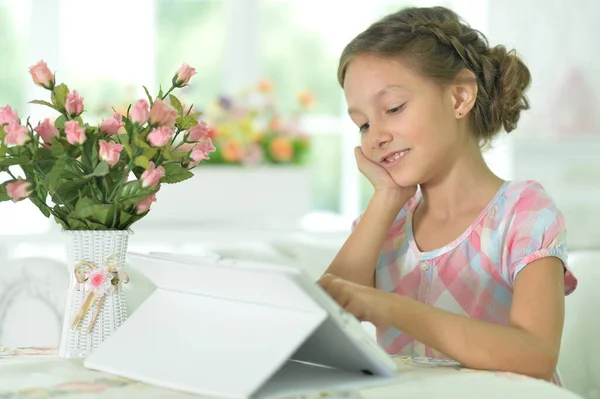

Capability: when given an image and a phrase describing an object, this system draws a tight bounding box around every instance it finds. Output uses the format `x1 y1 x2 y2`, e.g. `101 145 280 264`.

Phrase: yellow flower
249 130 264 142
218 123 234 138
240 118 253 133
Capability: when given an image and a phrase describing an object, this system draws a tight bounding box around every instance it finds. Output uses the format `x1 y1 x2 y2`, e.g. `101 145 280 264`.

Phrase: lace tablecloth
0 347 582 399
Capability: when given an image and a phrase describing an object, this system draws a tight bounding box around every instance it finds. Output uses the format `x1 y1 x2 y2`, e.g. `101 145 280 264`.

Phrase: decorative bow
71 254 129 333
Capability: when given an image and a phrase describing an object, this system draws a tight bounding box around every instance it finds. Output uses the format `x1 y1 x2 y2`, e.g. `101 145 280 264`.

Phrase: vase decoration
0 61 216 358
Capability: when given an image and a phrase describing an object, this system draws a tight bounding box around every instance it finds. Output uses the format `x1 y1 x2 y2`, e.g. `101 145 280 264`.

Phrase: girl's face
343 54 470 187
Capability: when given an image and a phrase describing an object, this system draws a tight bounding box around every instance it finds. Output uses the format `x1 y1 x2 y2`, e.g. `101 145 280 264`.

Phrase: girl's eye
359 122 370 133
387 103 406 114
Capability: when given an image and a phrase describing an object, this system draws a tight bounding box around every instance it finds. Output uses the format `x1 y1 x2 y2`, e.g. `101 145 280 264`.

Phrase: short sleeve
505 187 577 295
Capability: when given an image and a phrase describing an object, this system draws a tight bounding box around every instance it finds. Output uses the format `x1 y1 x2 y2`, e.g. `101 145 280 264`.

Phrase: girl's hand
318 273 393 327
355 146 417 201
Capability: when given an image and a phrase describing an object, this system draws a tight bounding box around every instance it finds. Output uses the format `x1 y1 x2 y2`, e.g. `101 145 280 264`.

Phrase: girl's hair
338 6 531 143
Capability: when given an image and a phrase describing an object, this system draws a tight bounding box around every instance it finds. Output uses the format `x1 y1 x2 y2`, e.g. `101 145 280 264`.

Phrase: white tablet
84 252 398 399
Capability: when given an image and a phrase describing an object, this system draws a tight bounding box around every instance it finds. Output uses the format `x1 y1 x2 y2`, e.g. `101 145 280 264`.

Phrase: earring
459 112 463 117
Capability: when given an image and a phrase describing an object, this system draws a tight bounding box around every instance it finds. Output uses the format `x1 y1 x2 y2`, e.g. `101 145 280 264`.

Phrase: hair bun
484 45 531 134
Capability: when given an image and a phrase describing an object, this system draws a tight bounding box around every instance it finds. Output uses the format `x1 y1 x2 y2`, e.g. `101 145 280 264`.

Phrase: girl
319 6 577 384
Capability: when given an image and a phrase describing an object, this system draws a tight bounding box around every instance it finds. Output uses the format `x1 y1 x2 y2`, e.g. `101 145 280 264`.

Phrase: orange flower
222 138 244 162
269 137 294 162
257 79 273 93
298 91 316 108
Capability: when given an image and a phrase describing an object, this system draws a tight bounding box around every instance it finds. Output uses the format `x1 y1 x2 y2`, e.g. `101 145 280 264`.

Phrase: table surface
0 347 582 399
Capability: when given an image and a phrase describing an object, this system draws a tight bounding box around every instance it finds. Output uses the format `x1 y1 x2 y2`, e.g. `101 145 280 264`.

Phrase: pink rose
174 64 197 87
86 269 114 294
4 123 30 146
130 99 149 124
187 121 209 142
136 193 157 214
199 138 216 154
98 140 124 167
148 99 178 128
65 120 86 145
0 105 19 126
65 90 84 117
140 162 165 188
147 126 174 147
34 118 59 143
99 113 125 136
190 145 209 163
6 180 32 202
28 60 54 89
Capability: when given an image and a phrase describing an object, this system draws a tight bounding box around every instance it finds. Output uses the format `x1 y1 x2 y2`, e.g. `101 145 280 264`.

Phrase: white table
0 348 582 399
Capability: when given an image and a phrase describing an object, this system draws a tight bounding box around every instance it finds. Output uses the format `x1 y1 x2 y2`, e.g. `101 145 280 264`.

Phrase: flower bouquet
0 61 215 358
201 79 313 166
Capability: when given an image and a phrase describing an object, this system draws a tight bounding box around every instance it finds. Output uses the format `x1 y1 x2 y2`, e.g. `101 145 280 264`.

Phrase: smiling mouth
380 149 410 166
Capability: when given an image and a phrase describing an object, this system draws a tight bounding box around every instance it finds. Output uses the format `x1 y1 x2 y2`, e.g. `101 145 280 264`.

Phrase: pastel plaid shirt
359 180 577 384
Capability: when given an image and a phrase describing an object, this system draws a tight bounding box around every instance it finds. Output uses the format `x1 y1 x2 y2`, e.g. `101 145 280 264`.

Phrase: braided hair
338 6 531 144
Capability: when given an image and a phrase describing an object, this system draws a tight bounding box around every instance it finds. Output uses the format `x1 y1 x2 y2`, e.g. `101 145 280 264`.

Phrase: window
0 0 506 234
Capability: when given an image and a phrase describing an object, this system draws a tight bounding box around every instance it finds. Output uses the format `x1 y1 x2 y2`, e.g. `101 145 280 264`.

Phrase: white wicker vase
58 230 130 358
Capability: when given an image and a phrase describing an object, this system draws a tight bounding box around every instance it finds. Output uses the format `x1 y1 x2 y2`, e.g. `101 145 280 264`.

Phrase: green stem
6 169 17 180
110 165 130 228
161 85 176 101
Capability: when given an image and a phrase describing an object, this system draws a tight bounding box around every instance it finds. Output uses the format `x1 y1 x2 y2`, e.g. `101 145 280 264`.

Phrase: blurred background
0 0 598 262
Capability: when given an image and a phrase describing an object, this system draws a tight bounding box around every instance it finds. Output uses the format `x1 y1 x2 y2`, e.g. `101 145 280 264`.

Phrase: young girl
319 6 577 384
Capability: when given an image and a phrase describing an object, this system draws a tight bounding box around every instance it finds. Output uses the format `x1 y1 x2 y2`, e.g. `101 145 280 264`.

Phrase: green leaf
0 156 29 167
143 148 158 162
66 216 88 230
82 134 99 172
76 200 113 225
30 197 51 218
158 85 164 99
0 142 6 158
123 115 135 135
50 137 65 156
7 146 28 157
134 135 150 149
54 115 67 130
51 84 69 110
169 94 184 116
134 156 150 169
62 159 84 179
0 184 10 202
122 143 133 159
53 205 69 220
47 157 67 194
119 210 134 229
35 146 54 160
53 178 87 206
29 99 59 112
142 86 154 107
87 161 109 178
119 181 158 205
54 216 69 230
85 220 109 230
175 115 198 131
161 163 194 184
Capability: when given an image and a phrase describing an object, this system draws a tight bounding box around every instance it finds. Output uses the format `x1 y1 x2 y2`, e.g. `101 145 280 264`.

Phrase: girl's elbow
525 349 559 382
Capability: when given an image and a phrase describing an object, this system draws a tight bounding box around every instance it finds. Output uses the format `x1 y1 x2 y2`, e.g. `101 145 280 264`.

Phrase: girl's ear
451 68 478 119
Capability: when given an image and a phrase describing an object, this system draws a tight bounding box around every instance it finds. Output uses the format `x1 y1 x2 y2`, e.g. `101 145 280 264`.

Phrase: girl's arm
323 190 406 287
321 257 565 380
